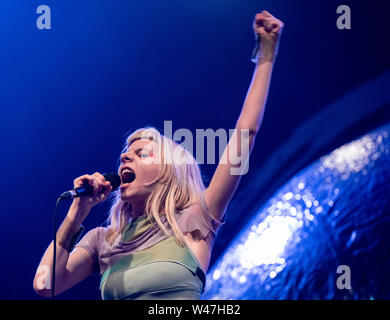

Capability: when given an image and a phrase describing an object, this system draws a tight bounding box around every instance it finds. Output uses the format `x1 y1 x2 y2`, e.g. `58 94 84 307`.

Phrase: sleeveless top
73 191 225 300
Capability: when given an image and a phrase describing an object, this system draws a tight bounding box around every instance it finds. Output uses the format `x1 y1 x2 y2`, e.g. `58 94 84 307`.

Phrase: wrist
252 45 278 64
251 34 279 64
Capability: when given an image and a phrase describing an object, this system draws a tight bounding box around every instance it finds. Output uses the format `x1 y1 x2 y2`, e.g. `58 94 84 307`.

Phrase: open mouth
121 168 136 185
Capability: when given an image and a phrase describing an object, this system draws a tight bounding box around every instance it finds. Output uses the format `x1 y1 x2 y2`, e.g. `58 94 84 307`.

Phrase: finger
259 16 273 27
255 16 273 29
95 180 109 196
270 21 284 34
88 178 99 196
261 10 272 16
74 174 92 188
92 172 106 185
254 16 265 27
254 11 271 23
92 172 107 194
100 181 110 194
74 174 88 184
99 184 112 200
262 18 283 33
97 183 104 195
256 26 266 35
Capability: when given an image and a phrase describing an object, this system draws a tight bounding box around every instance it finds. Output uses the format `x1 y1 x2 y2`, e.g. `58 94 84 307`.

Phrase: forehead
126 138 159 152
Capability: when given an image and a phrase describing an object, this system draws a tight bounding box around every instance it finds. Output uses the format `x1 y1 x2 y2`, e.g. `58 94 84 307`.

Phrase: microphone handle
60 185 94 200
59 172 120 200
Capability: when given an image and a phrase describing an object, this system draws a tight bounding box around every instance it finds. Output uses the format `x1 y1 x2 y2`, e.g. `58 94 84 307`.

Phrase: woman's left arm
205 11 284 221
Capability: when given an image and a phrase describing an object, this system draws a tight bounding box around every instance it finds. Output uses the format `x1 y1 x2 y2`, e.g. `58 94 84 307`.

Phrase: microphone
59 172 121 200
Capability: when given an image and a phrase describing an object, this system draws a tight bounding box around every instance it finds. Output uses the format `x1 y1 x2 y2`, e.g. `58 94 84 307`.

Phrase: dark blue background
0 1 389 299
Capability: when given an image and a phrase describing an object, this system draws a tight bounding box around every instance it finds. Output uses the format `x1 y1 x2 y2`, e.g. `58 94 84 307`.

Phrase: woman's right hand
70 172 113 214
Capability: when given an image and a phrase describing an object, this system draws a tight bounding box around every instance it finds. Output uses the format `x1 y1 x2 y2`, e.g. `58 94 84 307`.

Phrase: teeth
121 168 135 184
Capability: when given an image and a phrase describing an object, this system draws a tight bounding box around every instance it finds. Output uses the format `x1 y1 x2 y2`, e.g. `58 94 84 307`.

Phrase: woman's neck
128 200 147 220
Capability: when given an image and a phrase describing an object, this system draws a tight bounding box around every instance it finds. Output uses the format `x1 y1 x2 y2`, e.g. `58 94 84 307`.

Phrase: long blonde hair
105 126 208 247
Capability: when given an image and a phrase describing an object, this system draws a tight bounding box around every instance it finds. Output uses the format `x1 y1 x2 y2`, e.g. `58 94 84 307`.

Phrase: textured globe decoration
203 122 390 300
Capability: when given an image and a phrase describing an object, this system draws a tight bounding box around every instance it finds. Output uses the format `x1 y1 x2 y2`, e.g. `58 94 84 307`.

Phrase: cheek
138 163 160 182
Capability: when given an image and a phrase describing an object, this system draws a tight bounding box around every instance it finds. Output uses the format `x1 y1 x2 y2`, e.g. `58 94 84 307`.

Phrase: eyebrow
126 146 150 153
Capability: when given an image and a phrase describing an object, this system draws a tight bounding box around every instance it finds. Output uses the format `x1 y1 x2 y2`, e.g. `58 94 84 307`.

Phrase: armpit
175 198 226 248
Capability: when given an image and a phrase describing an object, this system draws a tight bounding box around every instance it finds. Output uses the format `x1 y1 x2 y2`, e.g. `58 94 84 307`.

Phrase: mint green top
74 191 226 300
99 214 206 300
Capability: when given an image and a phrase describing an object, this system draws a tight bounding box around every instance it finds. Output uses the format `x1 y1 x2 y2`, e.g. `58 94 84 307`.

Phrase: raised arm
205 11 284 221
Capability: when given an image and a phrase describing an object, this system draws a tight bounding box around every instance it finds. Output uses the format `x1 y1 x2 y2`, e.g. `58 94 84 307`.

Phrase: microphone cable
51 196 62 299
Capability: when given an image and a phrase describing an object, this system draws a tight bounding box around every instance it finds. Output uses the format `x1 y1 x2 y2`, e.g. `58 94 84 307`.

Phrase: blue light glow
203 123 390 300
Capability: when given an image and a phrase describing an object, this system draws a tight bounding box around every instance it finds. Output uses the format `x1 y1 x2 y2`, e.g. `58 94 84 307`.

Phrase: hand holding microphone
50 172 120 299
60 172 121 211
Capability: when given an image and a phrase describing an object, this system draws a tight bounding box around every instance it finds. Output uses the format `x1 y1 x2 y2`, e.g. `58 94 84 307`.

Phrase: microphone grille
103 172 121 191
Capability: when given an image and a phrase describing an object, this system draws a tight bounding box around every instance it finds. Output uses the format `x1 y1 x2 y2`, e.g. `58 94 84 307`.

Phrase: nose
120 153 133 163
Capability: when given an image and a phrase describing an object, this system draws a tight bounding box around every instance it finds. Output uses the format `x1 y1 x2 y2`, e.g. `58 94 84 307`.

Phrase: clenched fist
71 172 113 211
252 11 284 63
